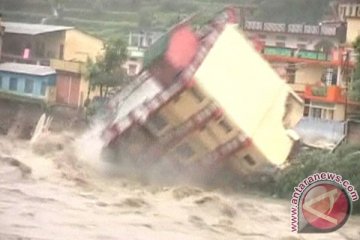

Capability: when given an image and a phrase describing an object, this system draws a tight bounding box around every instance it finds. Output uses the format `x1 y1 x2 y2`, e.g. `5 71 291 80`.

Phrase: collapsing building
101 7 304 178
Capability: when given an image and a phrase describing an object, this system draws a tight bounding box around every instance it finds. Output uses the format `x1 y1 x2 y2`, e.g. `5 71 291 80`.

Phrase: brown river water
0 128 359 240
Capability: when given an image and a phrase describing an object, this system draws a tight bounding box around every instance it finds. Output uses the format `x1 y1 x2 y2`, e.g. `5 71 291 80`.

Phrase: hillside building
0 22 104 107
102 8 303 177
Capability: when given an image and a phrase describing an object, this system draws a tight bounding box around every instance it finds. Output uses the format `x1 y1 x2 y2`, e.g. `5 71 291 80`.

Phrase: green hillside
0 0 333 40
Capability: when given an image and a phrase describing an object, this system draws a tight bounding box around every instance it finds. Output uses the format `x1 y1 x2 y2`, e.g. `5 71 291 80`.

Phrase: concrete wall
294 65 324 86
347 120 360 144
0 71 55 100
50 59 100 107
0 98 43 138
64 30 103 62
346 18 360 44
334 103 346 121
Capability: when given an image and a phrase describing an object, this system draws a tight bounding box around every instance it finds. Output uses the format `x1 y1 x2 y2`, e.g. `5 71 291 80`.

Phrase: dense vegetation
0 0 333 40
251 145 360 214
351 37 360 104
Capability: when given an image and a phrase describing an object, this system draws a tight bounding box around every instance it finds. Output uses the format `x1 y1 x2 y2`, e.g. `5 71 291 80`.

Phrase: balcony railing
304 85 346 103
1 53 50 66
263 46 331 61
245 21 337 36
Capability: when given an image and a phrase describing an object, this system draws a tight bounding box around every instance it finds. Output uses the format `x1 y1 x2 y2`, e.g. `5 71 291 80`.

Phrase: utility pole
342 49 351 120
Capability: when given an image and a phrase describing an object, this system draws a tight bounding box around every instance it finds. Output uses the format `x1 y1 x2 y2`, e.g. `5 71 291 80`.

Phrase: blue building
0 62 56 102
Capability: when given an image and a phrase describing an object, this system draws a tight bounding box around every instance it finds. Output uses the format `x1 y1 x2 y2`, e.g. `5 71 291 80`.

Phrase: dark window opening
175 143 195 159
9 77 18 91
303 106 310 117
25 79 34 94
286 64 296 84
311 108 322 119
219 119 232 133
244 155 256 166
191 88 204 102
149 113 168 131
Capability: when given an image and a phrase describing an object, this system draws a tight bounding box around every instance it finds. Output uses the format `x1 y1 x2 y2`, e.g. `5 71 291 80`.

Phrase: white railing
244 21 337 36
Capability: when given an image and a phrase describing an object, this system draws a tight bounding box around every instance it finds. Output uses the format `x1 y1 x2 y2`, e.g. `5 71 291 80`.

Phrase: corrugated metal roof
0 62 56 76
3 22 73 35
294 117 346 150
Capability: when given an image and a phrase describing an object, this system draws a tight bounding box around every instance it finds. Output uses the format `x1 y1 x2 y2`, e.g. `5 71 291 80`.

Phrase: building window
219 119 232 133
40 81 47 96
149 113 168 131
309 102 335 120
175 142 195 159
303 106 310 117
24 79 34 94
276 35 286 41
311 108 322 119
244 155 256 166
286 64 296 84
9 77 18 91
275 42 286 47
190 88 204 102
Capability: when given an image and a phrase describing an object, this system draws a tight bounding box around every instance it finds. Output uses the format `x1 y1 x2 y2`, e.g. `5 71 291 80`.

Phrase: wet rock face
0 99 43 140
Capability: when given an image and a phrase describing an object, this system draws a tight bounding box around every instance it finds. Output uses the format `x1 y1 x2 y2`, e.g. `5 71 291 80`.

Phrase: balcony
1 53 50 66
245 21 338 36
303 85 346 103
263 46 331 61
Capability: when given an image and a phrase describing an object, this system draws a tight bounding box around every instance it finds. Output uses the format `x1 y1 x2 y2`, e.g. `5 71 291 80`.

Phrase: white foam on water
0 130 359 240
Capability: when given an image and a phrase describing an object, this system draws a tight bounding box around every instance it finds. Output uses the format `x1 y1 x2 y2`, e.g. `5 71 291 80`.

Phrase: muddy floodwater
0 132 359 240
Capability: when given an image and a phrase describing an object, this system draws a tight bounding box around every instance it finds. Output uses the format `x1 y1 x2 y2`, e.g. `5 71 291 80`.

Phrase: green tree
85 38 128 100
351 36 360 102
271 145 360 214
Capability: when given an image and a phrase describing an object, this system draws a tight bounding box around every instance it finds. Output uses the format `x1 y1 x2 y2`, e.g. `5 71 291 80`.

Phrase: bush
270 145 360 214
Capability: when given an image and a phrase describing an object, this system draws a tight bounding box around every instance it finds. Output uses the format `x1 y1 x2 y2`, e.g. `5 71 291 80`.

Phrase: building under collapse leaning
101 7 304 178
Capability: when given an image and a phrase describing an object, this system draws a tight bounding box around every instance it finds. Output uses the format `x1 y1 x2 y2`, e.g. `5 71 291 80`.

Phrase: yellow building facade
63 29 103 62
103 17 304 178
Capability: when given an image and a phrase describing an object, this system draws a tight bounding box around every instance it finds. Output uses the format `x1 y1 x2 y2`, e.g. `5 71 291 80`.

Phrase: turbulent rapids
0 128 359 240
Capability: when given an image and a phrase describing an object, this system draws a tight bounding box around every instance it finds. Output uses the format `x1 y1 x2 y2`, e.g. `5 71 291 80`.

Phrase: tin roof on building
3 22 73 35
0 62 56 76
294 117 346 150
